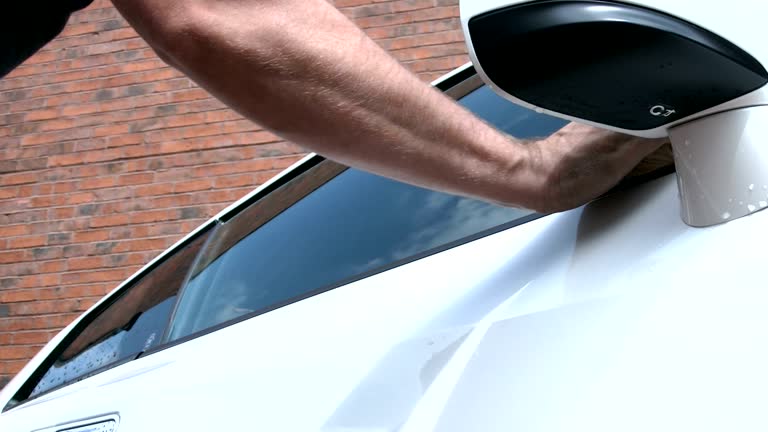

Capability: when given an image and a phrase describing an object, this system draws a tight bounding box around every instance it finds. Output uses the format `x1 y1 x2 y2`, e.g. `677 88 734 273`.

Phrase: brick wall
0 0 469 388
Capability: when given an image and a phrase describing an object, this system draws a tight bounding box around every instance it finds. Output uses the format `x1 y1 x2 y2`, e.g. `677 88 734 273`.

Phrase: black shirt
1 0 93 78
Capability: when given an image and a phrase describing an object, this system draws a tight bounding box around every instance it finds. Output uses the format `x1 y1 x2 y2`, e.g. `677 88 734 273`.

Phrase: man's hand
109 0 667 213
525 124 668 213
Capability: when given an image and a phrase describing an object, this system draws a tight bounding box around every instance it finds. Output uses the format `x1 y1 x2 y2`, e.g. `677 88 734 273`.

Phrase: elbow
148 6 209 70
113 0 214 70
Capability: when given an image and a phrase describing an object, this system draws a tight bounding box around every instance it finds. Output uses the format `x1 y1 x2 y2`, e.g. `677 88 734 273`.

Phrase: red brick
174 179 213 193
8 235 47 250
39 260 67 273
53 181 78 193
129 210 178 224
73 230 111 243
15 273 62 289
90 214 130 228
0 360 32 377
9 299 79 316
134 183 174 197
215 174 257 188
0 346 41 360
49 207 76 219
20 128 90 147
118 172 154 186
66 192 96 205
25 109 58 121
61 269 128 285
12 331 55 345
113 238 168 253
59 284 113 299
29 195 67 208
0 225 29 237
0 314 79 332
1 172 37 186
170 88 210 103
0 290 37 303
92 124 131 138
68 256 105 271
107 134 143 147
83 148 123 164
0 188 16 200
79 177 116 190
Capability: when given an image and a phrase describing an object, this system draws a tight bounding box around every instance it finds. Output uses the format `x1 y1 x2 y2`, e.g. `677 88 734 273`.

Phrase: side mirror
462 0 768 226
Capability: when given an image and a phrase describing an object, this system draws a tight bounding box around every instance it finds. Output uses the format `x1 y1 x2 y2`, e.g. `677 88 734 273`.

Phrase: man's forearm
111 0 544 207
110 0 666 212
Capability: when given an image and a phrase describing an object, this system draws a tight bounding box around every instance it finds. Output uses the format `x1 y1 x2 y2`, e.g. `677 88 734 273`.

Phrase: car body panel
4 172 768 431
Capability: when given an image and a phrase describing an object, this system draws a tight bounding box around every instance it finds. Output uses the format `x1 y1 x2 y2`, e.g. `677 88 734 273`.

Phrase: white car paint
3 171 768 431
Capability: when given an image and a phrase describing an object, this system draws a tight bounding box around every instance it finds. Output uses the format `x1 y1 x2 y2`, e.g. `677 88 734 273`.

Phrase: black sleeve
1 0 94 79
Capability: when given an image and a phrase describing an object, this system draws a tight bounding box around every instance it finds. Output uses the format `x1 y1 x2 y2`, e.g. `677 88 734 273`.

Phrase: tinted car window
25 229 211 399
167 84 567 340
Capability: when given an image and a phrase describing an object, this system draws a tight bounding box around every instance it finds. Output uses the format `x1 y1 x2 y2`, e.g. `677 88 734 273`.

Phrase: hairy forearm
111 0 542 208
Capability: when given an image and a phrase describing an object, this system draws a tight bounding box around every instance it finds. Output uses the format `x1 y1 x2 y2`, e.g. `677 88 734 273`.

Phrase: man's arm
110 0 666 213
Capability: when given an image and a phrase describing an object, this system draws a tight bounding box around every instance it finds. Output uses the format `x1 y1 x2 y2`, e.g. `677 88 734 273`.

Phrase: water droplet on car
740 201 744 205
749 184 755 191
748 204 757 212
722 212 731 220
760 201 767 208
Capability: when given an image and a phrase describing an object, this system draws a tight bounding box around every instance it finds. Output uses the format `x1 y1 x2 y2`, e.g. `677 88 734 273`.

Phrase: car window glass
461 85 569 139
166 84 567 341
26 229 211 399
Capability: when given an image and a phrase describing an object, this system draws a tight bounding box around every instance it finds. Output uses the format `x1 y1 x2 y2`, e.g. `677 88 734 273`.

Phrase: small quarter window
20 229 211 400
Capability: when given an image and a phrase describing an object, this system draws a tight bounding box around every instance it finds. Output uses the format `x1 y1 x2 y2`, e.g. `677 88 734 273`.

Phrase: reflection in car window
167 84 568 341
27 230 211 398
460 85 568 139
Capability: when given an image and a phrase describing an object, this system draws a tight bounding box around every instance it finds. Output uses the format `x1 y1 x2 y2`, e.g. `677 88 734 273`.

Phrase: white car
4 2 768 432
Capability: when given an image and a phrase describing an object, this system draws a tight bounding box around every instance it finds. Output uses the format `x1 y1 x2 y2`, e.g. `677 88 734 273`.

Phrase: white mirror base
669 105 768 227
